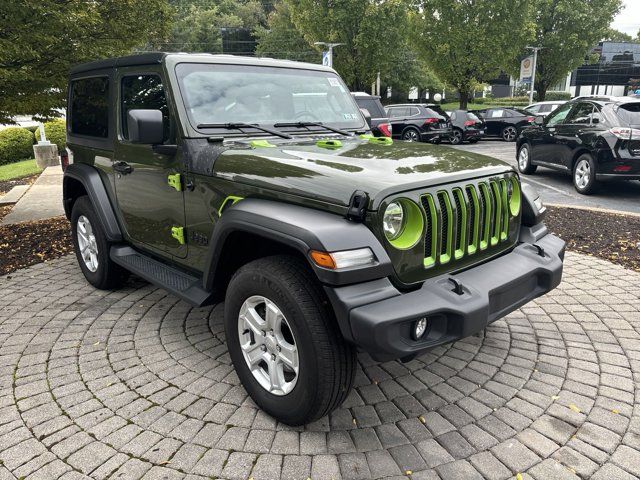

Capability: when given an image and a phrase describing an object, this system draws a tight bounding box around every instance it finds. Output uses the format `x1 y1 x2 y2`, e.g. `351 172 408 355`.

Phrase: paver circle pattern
0 252 639 480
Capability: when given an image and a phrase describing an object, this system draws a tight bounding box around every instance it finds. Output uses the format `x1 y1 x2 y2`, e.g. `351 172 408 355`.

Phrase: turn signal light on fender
309 248 376 270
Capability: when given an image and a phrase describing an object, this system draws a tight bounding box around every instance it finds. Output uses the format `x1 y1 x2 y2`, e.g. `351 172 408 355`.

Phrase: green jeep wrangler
64 53 565 425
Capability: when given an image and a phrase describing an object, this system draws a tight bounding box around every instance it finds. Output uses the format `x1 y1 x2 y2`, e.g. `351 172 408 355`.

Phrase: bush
34 119 66 151
0 128 35 166
545 91 571 101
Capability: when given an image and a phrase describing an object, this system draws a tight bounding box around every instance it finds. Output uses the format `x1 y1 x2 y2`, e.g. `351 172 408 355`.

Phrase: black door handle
113 161 133 175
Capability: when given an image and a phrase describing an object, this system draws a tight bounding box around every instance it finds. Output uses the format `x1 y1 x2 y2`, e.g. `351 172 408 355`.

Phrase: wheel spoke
242 307 265 336
265 300 282 332
268 358 284 391
244 343 265 367
278 343 298 370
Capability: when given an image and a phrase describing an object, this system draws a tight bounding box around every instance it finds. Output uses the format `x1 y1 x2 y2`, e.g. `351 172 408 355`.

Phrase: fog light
412 317 429 340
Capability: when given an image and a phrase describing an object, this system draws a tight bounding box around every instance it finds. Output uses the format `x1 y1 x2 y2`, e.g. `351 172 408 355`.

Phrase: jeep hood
213 137 513 208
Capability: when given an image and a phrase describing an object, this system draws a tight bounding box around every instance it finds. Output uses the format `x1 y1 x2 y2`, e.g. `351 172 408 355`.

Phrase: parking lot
451 140 640 215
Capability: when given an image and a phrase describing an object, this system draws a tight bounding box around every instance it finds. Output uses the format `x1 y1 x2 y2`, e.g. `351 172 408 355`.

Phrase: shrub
545 91 571 101
34 119 66 151
0 128 36 166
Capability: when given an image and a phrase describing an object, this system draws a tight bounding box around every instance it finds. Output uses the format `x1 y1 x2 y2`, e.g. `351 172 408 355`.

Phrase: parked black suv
473 107 534 142
385 103 451 143
447 110 486 144
517 99 640 194
351 92 391 137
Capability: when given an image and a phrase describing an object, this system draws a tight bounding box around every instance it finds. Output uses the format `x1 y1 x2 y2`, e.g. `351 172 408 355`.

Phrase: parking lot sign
520 56 533 83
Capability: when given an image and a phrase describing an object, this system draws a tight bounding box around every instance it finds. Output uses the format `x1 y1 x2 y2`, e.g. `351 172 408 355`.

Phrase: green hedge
0 128 35 166
34 119 66 151
545 91 571 101
472 96 530 106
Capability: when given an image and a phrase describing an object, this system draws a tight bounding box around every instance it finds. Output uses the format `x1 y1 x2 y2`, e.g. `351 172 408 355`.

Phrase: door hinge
171 226 185 245
168 173 182 192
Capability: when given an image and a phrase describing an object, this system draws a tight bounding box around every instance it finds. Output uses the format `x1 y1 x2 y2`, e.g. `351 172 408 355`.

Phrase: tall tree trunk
536 79 548 102
459 89 469 109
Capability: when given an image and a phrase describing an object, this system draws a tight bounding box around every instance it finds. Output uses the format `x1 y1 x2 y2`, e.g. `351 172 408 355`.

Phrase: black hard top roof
70 52 167 75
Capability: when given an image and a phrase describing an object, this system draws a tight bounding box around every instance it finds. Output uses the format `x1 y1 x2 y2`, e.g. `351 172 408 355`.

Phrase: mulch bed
0 216 73 276
0 206 638 277
545 206 640 273
0 174 39 196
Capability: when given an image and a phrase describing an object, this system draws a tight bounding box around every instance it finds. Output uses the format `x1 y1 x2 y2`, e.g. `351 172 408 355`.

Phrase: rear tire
224 255 356 425
450 128 463 145
573 154 598 195
517 143 537 174
501 126 518 142
402 128 420 142
71 196 127 289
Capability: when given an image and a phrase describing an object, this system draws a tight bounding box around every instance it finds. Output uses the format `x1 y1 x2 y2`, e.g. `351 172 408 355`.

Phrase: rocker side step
110 246 213 306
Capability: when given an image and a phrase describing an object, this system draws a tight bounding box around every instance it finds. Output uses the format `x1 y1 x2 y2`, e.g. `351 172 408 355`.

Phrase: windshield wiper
274 121 355 136
196 122 292 139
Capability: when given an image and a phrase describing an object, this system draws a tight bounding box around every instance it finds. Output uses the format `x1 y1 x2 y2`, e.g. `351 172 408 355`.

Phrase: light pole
314 42 344 68
527 46 542 104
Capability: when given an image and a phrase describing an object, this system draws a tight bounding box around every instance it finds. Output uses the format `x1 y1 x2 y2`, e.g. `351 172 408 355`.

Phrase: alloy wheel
403 130 419 142
77 215 99 273
450 130 462 144
503 127 517 142
575 159 591 190
518 146 529 170
237 295 299 396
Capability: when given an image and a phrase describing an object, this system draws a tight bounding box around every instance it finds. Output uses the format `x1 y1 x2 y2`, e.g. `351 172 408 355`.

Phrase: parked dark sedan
351 92 392 137
473 107 534 142
385 103 451 142
447 110 486 144
516 99 640 194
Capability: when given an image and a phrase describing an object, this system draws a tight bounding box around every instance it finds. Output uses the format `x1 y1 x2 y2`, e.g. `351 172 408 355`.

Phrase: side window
564 103 594 125
121 74 170 141
527 105 540 113
545 103 573 127
489 109 504 118
409 107 420 116
450 112 457 121
538 104 553 113
70 77 109 138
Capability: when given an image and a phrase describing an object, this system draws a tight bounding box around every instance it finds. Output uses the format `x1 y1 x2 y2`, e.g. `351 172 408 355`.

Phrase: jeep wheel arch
203 199 394 292
63 163 122 242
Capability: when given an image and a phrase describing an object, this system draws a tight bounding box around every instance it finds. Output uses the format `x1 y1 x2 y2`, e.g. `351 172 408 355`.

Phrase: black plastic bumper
325 231 565 361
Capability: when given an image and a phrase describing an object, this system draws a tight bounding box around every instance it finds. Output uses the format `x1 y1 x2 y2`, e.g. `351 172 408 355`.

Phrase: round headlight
508 177 521 216
383 202 405 240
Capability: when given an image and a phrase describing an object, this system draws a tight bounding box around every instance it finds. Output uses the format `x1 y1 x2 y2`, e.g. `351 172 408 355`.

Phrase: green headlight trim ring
387 199 424 250
509 177 521 217
316 139 343 150
368 136 393 146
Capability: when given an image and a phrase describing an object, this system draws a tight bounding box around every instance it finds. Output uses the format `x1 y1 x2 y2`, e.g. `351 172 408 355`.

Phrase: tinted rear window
466 112 481 122
424 106 447 118
354 97 386 118
70 77 109 138
616 103 640 125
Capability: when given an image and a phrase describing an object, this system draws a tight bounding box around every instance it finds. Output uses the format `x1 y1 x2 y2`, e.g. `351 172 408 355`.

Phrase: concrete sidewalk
1 166 64 224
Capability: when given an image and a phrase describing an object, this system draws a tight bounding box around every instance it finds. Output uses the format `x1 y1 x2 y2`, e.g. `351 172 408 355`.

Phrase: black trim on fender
63 163 122 242
202 199 394 290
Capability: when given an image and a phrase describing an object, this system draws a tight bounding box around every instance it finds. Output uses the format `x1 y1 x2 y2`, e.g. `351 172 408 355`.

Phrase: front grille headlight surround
382 198 424 250
508 176 521 216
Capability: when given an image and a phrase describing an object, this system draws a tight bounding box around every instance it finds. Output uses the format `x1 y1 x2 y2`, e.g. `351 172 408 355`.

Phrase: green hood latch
167 173 182 192
316 139 343 150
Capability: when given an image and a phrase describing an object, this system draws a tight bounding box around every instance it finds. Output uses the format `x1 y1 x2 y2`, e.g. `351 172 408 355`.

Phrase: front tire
573 154 598 195
517 143 537 174
71 196 127 289
224 255 356 425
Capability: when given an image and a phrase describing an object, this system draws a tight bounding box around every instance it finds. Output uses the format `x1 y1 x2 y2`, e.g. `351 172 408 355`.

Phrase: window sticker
343 113 358 120
327 77 341 87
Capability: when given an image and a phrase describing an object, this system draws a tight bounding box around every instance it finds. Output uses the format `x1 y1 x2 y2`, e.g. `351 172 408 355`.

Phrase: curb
546 202 640 218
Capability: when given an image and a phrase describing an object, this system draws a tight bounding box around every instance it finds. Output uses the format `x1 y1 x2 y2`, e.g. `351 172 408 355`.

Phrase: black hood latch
347 190 369 222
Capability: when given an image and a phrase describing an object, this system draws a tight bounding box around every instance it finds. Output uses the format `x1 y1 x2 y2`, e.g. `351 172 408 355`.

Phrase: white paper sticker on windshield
343 113 358 120
327 77 341 87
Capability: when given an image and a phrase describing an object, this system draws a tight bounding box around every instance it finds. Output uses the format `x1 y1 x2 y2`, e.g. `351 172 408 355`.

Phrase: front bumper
326 230 565 361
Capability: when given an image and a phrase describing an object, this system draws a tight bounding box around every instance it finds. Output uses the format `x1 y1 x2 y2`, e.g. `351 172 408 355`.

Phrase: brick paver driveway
1 252 639 480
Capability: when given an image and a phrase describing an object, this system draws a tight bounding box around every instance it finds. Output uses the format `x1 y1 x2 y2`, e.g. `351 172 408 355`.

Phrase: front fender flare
202 198 394 289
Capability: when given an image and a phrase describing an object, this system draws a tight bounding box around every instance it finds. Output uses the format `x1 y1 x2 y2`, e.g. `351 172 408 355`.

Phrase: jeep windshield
175 63 366 136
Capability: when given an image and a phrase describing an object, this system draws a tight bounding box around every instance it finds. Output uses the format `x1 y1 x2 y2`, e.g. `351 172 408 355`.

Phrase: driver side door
113 68 187 259
531 102 573 165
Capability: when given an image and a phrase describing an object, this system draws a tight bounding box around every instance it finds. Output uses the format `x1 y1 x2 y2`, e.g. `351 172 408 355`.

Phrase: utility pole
314 42 344 68
376 72 381 96
527 46 542 104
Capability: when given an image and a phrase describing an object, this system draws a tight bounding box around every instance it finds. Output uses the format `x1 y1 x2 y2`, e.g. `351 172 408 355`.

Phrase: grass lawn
0 159 42 182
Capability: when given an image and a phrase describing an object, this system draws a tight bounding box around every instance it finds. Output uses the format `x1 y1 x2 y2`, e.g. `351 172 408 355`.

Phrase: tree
603 28 633 42
255 2 319 62
525 0 622 101
412 0 532 108
284 0 415 91
0 0 171 123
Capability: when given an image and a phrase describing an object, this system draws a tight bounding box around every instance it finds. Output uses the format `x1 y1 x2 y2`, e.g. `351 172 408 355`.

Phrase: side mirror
360 108 372 128
127 109 164 144
534 115 545 126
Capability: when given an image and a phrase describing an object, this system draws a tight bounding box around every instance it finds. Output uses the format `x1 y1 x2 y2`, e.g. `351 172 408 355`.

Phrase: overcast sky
611 0 640 36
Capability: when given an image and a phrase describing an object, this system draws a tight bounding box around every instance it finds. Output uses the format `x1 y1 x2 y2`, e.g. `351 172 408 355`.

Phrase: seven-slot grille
420 178 512 267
